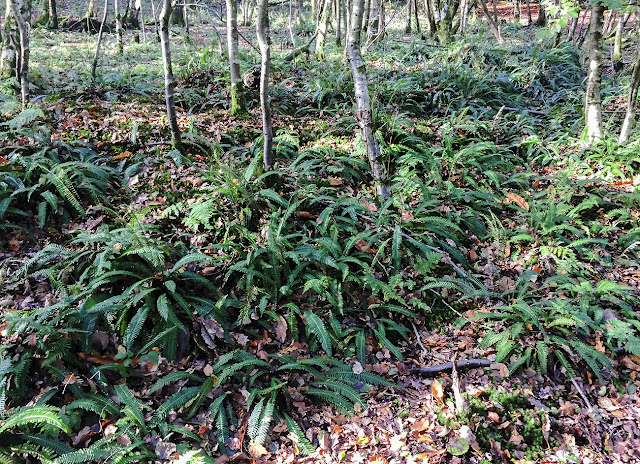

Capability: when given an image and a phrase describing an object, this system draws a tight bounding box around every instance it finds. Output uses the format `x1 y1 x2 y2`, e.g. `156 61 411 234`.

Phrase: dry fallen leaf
356 436 370 446
362 199 378 212
412 419 430 433
274 315 288 343
432 379 444 402
352 361 364 375
248 441 268 458
506 192 530 211
355 239 377 254
328 177 343 186
368 456 389 464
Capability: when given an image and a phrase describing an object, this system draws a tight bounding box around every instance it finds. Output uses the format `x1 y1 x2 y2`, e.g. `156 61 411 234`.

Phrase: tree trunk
227 0 247 115
619 2 640 143
115 0 124 54
91 0 110 78
536 0 546 25
336 0 342 45
585 1 604 145
424 0 436 36
1 0 18 79
315 0 331 58
525 0 531 23
479 0 503 42
413 0 422 36
170 2 185 26
612 9 624 72
256 0 273 170
10 0 29 108
88 0 95 17
160 0 184 153
48 0 58 29
367 0 381 43
513 0 520 23
492 0 498 21
347 0 389 198
127 0 142 28
406 0 412 33
151 0 161 41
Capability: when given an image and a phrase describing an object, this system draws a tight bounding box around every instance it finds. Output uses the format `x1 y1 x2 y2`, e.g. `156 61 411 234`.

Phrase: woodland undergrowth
0 13 639 464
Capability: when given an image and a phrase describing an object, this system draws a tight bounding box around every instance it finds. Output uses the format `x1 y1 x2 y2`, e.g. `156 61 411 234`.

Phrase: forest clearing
1 0 640 462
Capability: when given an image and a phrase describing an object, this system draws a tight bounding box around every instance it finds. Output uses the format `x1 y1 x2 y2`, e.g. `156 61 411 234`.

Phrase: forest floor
2 5 640 464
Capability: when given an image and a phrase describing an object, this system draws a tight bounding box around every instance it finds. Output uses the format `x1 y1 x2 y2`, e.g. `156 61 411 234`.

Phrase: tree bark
406 0 412 33
612 8 624 72
367 0 380 42
48 0 58 29
315 0 331 58
525 0 531 23
256 0 273 170
10 0 29 108
115 0 124 54
479 0 503 42
347 0 389 198
424 0 436 36
151 0 161 41
336 0 343 45
619 1 640 144
1 0 18 79
585 1 604 145
536 0 546 25
91 0 110 78
160 0 184 153
227 0 247 115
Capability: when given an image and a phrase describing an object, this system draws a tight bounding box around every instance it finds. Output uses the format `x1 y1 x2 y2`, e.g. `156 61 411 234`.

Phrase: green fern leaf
304 311 332 356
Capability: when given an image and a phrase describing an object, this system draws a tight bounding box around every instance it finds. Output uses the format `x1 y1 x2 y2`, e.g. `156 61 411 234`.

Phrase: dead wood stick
409 358 492 376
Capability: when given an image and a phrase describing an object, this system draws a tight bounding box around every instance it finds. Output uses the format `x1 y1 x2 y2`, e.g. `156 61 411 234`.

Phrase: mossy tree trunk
160 0 185 154
347 0 389 198
424 0 436 36
479 0 503 42
1 0 18 79
256 0 273 170
584 0 604 144
315 0 331 58
227 0 247 115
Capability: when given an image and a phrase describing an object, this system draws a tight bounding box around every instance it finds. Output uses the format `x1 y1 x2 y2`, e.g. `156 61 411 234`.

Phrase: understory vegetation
1 3 640 463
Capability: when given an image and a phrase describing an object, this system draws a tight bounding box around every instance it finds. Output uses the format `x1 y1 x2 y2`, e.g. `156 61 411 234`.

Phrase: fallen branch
283 32 318 62
409 358 492 376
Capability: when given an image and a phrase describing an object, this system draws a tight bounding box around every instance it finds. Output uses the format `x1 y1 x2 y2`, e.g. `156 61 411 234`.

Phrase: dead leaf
595 336 605 353
362 199 378 212
506 192 530 211
432 379 444 402
248 442 268 458
621 356 640 371
296 210 318 219
328 177 343 186
412 419 430 433
488 411 500 423
355 239 377 254
559 401 578 416
356 436 370 446
0 156 9 165
368 456 389 464
401 210 414 221
203 364 214 376
491 362 510 378
509 434 524 444
274 315 288 343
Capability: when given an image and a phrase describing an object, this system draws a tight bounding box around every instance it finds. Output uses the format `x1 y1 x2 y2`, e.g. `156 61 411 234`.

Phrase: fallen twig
409 358 492 376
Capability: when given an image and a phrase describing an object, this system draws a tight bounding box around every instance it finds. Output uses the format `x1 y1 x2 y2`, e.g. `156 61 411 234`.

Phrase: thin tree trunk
536 0 546 25
525 0 531 23
315 0 331 58
115 0 124 54
138 0 146 41
406 0 412 33
151 0 160 41
91 0 110 78
11 0 29 108
612 9 624 71
227 0 247 115
336 0 342 45
48 0 58 29
347 0 389 198
619 1 640 143
256 0 273 170
1 0 18 79
413 0 422 36
492 0 498 21
603 9 616 36
585 1 604 144
479 0 503 42
424 0 436 35
367 0 380 42
160 0 184 153
513 0 520 23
